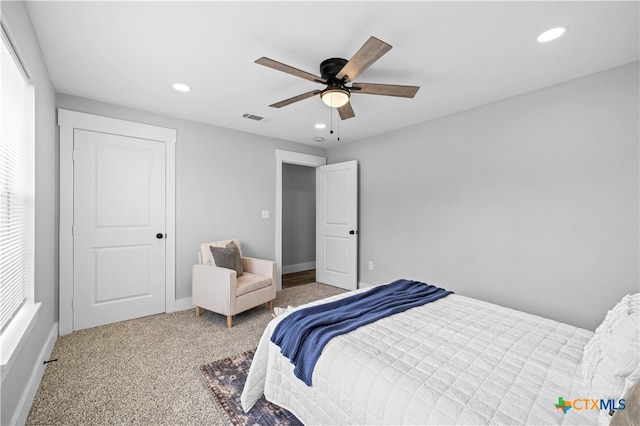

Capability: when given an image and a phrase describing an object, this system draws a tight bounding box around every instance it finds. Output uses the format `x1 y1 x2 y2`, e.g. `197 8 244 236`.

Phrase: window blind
0 27 34 333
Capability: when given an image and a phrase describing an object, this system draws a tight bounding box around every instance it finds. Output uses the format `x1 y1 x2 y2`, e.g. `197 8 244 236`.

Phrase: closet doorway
282 163 316 288
275 150 326 291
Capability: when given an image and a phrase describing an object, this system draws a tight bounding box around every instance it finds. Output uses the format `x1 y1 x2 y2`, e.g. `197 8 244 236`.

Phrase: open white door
316 160 358 290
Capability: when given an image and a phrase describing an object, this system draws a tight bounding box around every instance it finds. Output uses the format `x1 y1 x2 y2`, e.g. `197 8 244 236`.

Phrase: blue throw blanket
270 279 452 386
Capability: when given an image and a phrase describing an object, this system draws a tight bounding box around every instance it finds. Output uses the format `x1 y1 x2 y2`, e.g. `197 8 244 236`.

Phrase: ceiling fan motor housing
320 58 349 82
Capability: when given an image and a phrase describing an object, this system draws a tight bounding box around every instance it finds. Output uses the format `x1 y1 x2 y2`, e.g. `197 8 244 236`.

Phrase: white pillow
582 293 640 401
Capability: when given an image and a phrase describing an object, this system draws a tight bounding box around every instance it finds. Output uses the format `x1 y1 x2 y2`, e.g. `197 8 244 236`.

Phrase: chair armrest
242 257 276 284
192 264 237 314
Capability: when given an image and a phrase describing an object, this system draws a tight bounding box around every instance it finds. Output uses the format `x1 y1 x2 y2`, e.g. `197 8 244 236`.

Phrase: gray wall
55 94 325 301
282 163 315 269
328 62 639 331
1 2 58 425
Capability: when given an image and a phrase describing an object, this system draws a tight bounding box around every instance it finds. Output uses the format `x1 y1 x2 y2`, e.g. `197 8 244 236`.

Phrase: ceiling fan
255 36 420 120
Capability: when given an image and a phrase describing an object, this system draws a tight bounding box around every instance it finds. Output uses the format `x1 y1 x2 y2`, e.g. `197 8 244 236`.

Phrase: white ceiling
25 1 639 148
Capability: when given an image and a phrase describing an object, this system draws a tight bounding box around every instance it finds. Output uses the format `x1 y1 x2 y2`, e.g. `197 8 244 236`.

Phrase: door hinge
72 150 76 161
72 225 75 235
71 299 74 310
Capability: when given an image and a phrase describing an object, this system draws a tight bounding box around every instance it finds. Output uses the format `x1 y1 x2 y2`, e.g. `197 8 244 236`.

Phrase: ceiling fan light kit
255 36 420 120
321 88 350 108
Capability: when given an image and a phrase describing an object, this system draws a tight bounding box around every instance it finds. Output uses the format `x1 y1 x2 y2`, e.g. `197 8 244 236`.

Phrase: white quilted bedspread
241 291 599 425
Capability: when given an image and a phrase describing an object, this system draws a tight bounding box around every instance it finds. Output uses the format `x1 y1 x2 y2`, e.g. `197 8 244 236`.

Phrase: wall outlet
368 261 374 270
261 210 269 219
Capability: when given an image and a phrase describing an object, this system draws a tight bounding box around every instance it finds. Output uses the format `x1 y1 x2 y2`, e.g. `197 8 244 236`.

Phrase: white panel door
73 129 166 330
316 160 358 290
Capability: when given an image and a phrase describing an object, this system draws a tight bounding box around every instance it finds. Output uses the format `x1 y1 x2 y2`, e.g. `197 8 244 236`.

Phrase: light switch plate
261 210 269 219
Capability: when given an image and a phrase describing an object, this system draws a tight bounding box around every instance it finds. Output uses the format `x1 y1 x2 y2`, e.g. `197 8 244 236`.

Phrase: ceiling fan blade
269 90 322 108
338 101 355 120
351 82 420 98
336 36 392 82
255 57 326 84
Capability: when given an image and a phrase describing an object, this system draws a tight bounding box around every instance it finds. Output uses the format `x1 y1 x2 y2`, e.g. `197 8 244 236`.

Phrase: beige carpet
26 282 345 426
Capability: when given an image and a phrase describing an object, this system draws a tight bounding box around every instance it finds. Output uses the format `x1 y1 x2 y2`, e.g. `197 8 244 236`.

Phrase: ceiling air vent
242 113 266 122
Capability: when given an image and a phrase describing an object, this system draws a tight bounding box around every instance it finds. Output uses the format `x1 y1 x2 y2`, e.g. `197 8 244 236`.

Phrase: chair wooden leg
227 316 232 329
267 300 274 310
195 306 200 317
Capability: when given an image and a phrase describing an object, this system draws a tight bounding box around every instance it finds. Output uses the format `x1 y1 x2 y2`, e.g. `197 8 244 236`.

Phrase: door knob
156 233 164 239
349 230 357 235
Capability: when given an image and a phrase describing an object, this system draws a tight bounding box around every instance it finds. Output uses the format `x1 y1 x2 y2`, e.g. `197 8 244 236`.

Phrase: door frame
58 109 176 335
275 149 326 291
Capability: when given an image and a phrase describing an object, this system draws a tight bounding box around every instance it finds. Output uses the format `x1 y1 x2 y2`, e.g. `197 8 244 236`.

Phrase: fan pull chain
329 106 333 136
329 108 340 142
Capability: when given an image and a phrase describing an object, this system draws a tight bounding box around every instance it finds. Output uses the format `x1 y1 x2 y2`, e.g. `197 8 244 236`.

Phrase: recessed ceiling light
315 123 326 129
537 27 567 43
313 137 325 143
172 83 191 92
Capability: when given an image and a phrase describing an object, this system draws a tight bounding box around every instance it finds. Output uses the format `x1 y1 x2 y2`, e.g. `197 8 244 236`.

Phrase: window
0 24 35 345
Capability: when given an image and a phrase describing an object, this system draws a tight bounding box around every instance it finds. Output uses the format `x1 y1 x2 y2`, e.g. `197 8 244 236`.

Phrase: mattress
241 289 600 425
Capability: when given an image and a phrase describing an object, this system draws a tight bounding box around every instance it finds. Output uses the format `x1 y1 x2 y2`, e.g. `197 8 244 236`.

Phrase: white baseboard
173 297 194 312
12 321 58 426
359 281 374 289
282 262 316 275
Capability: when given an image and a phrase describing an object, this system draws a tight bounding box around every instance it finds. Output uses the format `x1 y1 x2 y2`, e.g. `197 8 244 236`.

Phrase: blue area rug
199 350 302 426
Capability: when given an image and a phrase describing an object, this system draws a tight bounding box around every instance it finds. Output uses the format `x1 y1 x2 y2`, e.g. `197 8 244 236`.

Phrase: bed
241 281 639 425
